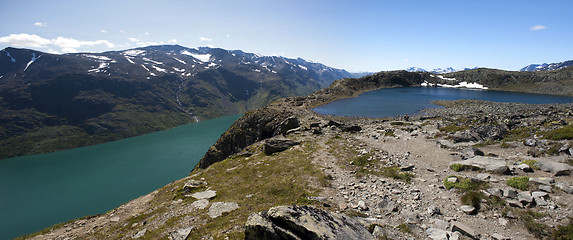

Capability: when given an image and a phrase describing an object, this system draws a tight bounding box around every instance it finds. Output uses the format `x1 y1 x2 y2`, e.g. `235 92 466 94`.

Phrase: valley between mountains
21 71 573 240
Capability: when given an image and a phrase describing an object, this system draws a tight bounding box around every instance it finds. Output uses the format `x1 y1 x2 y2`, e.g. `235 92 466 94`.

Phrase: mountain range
0 45 353 159
406 67 477 74
520 60 573 71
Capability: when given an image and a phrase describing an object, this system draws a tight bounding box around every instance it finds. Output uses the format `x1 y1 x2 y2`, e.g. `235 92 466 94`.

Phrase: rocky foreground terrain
22 72 573 240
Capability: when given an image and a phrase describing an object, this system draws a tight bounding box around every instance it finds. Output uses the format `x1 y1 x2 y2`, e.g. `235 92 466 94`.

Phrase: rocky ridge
23 73 573 239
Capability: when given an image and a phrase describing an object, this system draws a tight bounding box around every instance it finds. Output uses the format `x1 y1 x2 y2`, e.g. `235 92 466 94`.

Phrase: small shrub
443 176 487 191
381 166 414 183
384 130 395 137
391 121 411 126
461 191 485 209
439 125 467 133
450 163 481 172
485 195 506 208
507 176 530 190
396 223 412 234
351 155 370 167
520 160 539 170
519 210 552 238
553 219 573 240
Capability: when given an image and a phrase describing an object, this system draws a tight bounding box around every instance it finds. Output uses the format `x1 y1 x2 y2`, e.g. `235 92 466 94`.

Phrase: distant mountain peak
406 67 476 74
520 60 573 71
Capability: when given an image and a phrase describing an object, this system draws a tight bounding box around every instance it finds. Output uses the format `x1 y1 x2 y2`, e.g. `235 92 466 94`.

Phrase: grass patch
439 125 467 133
351 154 371 167
443 176 488 191
450 163 481 172
518 210 552 238
390 121 411 126
380 166 414 183
544 125 573 140
507 176 530 190
553 218 573 240
384 129 395 137
520 160 540 170
396 223 412 234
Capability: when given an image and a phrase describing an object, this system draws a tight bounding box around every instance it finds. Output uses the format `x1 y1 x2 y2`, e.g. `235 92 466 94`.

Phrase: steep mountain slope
520 60 573 71
0 45 352 159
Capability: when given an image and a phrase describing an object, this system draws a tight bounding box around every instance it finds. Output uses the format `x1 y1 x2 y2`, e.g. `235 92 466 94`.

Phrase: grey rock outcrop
244 205 374 240
208 202 239 219
534 161 573 176
454 156 510 174
263 138 300 155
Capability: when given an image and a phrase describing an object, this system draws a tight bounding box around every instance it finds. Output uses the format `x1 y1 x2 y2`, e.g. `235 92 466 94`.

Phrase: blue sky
1 0 571 72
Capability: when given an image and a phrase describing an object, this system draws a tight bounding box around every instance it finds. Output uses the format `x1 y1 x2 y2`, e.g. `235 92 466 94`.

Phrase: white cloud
200 36 212 42
61 48 78 53
0 33 52 48
168 39 178 44
128 37 140 42
145 32 150 36
120 30 125 33
34 22 48 27
530 25 547 31
52 36 115 48
100 30 108 33
226 34 230 38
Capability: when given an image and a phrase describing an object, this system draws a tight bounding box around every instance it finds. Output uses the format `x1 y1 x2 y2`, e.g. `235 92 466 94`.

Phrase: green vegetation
461 191 485 209
396 223 412 234
544 125 573 140
384 129 395 137
450 163 481 172
517 210 552 238
507 176 530 190
553 218 573 240
439 125 467 133
390 121 411 126
443 176 488 191
521 160 539 170
380 166 414 183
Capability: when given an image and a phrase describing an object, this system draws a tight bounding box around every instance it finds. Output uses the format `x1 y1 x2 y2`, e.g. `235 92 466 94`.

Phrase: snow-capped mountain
406 67 476 74
0 45 354 158
520 60 573 71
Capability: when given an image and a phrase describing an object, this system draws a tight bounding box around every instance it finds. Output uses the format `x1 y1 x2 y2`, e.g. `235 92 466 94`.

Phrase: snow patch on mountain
123 50 146 56
24 53 41 72
181 50 211 62
407 67 476 74
125 56 135 64
5 51 16 63
88 62 109 73
83 54 113 61
173 57 186 65
143 58 163 65
152 65 166 72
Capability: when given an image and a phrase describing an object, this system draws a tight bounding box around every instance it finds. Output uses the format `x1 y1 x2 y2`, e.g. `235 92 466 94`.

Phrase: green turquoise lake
0 114 240 239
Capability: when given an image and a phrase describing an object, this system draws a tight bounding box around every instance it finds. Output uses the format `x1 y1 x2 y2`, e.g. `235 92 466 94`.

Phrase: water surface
314 87 573 117
0 114 240 239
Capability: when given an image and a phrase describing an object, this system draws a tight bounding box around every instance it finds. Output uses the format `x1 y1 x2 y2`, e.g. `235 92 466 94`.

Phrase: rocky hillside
22 72 573 239
0 45 353 159
444 67 573 96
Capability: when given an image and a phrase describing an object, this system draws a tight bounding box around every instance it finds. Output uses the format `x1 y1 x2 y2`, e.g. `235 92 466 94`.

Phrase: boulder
450 221 476 239
426 228 450 240
169 227 194 240
487 188 503 197
503 189 518 199
517 164 533 172
244 205 374 240
341 125 362 133
538 185 552 193
463 147 485 158
557 184 573 194
529 177 555 185
132 229 147 239
278 117 300 135
263 138 300 155
456 156 510 175
524 138 537 147
190 190 217 200
190 199 210 210
470 124 509 141
517 191 534 207
534 161 573 176
460 205 477 215
208 202 239 219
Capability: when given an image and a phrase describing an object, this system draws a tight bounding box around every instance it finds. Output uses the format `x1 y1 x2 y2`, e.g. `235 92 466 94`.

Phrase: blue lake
314 87 573 118
0 114 240 240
